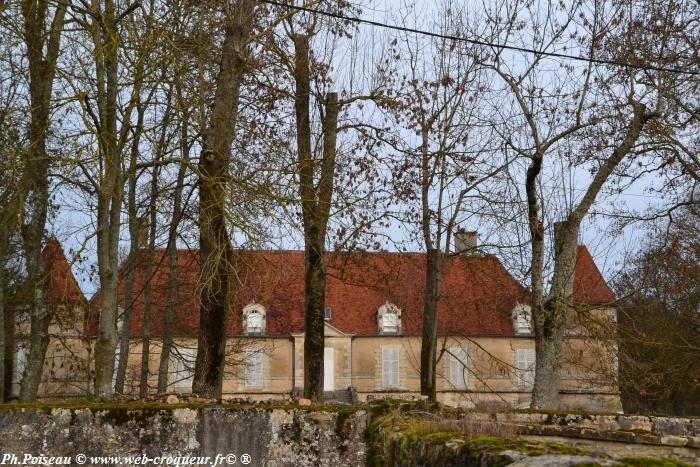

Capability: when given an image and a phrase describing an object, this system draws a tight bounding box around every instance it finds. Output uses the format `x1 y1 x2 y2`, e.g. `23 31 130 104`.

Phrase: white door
324 347 334 391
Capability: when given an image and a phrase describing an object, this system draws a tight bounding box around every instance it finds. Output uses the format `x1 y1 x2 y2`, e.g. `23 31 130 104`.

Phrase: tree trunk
193 0 256 400
530 100 654 409
93 0 123 400
0 180 28 401
17 0 68 402
2 300 13 400
1 224 15 400
0 228 7 402
114 103 146 395
292 32 340 401
139 167 159 398
18 273 50 402
303 240 326 400
18 172 50 402
139 89 171 398
420 248 442 401
157 114 188 393
531 221 579 409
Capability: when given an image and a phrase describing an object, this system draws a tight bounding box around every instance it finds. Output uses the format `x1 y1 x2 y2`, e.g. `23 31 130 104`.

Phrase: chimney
135 216 149 249
454 229 477 255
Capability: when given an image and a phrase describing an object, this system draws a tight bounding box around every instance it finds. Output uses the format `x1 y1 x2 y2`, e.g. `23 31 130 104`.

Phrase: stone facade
13 242 621 412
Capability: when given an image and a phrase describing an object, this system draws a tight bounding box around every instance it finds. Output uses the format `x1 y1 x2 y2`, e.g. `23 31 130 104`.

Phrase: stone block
617 415 652 432
591 415 619 431
308 413 333 424
496 412 547 424
165 394 180 404
660 435 688 447
686 436 700 448
651 416 692 436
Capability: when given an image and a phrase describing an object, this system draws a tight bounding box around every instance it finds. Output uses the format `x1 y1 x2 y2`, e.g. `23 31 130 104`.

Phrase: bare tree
17 0 68 401
474 0 663 409
376 2 506 401
289 32 340 401
0 18 27 400
156 126 190 394
113 100 146 395
79 0 149 399
615 205 700 415
193 0 257 399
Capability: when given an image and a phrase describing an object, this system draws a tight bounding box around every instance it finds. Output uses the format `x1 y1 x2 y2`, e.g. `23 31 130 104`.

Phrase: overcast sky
48 0 669 298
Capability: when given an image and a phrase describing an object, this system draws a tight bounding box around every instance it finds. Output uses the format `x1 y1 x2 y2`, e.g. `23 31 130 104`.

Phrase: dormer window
512 304 533 335
243 302 266 335
324 307 332 320
378 302 401 335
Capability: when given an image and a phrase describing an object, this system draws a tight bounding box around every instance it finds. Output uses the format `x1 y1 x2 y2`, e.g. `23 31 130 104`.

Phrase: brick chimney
454 229 477 255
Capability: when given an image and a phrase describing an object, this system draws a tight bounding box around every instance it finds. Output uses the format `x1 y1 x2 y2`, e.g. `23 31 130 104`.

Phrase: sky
47 0 673 299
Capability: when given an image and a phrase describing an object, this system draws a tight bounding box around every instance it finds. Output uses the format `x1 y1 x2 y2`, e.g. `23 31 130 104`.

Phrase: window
247 311 263 334
381 347 400 387
16 343 27 383
245 349 263 388
512 304 533 335
383 313 398 332
172 347 196 389
378 302 401 334
112 350 120 390
516 348 535 387
449 347 470 388
324 307 332 320
243 303 266 335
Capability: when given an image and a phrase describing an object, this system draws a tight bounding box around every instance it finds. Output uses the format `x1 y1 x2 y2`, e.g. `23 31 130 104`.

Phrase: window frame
246 311 263 334
383 312 398 332
243 303 266 336
515 348 535 387
171 347 196 389
378 303 402 335
381 347 400 387
448 347 470 388
244 348 264 388
512 304 533 335
16 342 27 383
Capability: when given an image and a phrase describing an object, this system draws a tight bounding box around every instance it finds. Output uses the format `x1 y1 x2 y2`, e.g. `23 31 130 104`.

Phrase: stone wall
1 403 697 467
0 405 367 467
366 401 699 466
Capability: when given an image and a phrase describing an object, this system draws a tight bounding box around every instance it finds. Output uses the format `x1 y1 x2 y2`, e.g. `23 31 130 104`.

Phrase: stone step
323 389 353 403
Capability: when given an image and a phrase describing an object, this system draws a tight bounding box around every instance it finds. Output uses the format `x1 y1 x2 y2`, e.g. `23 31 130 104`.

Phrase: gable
573 246 615 304
14 239 86 305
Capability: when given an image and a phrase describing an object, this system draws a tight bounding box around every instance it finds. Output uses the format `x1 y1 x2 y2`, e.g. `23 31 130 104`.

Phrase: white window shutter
245 349 263 388
449 348 469 387
255 352 262 386
247 312 262 333
516 349 535 386
112 349 120 390
172 347 196 389
382 347 399 387
16 343 27 383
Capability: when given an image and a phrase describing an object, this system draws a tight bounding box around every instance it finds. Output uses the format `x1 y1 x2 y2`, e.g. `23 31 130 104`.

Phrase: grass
617 458 692 467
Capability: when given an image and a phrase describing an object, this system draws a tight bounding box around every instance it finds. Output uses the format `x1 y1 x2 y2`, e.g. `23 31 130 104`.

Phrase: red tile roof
573 245 615 304
85 246 614 337
15 239 86 305
86 250 530 337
